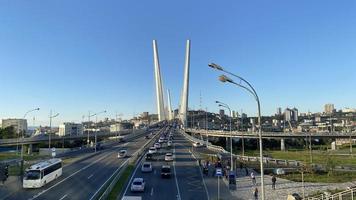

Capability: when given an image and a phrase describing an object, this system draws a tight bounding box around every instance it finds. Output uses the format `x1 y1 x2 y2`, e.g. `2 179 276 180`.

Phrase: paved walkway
231 168 356 200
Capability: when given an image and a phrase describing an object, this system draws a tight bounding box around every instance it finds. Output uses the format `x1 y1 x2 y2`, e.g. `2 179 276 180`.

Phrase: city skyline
0 1 355 125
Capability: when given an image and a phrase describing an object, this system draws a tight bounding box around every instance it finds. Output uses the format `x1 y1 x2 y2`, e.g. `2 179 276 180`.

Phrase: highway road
4 128 160 200
122 128 209 200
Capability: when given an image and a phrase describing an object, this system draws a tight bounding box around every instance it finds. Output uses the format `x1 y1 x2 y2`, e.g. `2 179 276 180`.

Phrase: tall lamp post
49 110 59 150
87 111 97 147
216 101 233 171
21 107 40 179
93 110 107 152
209 63 265 200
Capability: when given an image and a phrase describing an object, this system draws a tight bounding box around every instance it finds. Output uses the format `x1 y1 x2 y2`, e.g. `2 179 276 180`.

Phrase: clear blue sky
0 0 355 126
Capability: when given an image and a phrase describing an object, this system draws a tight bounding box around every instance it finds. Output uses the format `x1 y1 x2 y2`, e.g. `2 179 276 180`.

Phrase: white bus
23 158 62 188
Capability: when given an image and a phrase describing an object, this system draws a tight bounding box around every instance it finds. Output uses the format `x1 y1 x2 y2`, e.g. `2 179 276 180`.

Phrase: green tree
0 126 16 139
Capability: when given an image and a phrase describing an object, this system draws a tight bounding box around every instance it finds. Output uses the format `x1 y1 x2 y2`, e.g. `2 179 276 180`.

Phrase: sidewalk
201 164 240 200
229 168 356 200
0 176 22 199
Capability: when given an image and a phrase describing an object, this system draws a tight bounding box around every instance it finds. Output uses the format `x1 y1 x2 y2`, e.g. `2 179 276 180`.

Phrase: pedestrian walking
250 172 256 185
253 187 258 200
245 167 249 176
272 175 277 190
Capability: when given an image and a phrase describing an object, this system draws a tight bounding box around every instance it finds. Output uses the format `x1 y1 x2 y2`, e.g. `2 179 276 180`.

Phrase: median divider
91 128 163 200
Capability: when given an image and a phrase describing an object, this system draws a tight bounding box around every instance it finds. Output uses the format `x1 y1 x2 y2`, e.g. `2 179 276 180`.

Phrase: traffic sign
215 168 223 176
51 147 56 158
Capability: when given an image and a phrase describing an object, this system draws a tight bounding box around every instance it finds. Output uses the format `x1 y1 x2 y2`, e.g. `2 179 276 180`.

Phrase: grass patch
107 165 134 200
279 171 356 183
0 152 47 161
244 150 356 166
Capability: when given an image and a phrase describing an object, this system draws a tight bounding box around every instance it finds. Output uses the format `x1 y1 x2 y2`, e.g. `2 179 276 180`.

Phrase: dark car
146 153 153 161
161 165 171 178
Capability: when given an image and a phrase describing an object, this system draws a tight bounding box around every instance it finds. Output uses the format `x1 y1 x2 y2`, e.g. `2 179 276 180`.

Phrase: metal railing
306 188 356 200
182 130 302 167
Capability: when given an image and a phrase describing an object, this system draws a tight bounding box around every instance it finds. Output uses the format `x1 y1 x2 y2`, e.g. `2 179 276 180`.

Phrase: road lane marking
179 131 210 200
122 130 161 196
173 142 181 200
87 174 94 179
150 187 154 196
30 153 112 200
59 194 68 200
90 134 156 200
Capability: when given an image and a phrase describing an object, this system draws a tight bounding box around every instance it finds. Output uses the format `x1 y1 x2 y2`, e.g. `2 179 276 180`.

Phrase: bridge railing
306 188 356 200
186 128 356 138
0 129 143 146
183 130 303 167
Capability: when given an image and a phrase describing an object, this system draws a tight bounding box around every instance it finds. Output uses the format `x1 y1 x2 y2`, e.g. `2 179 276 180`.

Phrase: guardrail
0 128 155 146
306 188 356 200
93 128 162 200
186 128 356 139
182 130 302 168
180 129 229 153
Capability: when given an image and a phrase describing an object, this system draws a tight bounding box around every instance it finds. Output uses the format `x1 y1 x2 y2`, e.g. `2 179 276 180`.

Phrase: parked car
161 165 171 178
165 153 173 161
167 141 172 147
148 147 157 154
118 150 127 158
130 178 145 192
141 162 153 173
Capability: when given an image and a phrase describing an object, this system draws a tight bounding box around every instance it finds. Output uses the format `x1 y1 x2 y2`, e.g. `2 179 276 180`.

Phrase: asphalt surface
3 129 157 200
122 128 209 200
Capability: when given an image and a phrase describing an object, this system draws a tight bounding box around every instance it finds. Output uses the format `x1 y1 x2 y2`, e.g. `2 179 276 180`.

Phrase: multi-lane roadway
123 128 209 200
4 128 159 200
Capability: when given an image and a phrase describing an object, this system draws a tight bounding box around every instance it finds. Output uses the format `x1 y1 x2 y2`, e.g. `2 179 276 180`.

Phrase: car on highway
118 150 127 158
148 147 157 154
164 153 173 161
130 178 145 192
161 165 171 178
167 141 172 147
154 143 161 149
193 142 203 147
145 153 154 160
141 162 153 172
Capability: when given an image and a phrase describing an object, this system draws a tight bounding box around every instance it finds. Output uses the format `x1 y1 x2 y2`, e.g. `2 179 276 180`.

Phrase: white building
110 122 133 132
58 123 83 136
1 119 27 133
324 104 335 114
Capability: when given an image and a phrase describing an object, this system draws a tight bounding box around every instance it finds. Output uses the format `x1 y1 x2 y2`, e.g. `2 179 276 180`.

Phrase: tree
0 126 16 139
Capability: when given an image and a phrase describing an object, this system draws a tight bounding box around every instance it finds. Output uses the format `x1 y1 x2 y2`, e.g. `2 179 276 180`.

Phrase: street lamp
92 110 107 152
209 63 265 200
18 108 40 154
20 107 40 180
49 110 59 150
216 101 233 171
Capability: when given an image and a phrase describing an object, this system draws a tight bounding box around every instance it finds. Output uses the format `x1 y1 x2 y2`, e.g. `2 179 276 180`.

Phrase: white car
158 138 164 143
148 147 157 154
165 153 173 161
130 178 145 192
118 150 127 158
154 143 161 149
167 141 172 147
141 162 153 173
193 142 202 147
